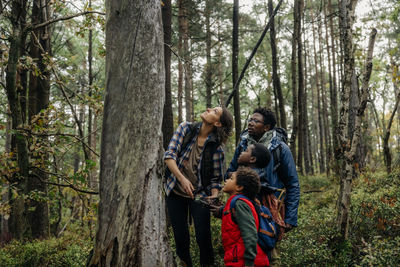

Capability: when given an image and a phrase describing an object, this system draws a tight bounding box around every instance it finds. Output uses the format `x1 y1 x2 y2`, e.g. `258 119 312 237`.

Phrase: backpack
229 194 278 252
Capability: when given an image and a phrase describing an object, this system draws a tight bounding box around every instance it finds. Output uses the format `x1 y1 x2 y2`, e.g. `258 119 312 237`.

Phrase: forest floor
0 169 399 267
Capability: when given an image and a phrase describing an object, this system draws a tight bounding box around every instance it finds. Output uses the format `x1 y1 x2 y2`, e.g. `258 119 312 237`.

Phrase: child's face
238 145 255 165
223 172 240 195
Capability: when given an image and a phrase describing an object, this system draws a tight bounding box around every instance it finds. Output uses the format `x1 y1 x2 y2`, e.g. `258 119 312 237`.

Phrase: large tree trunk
90 1 173 265
233 0 241 143
27 0 51 239
177 0 184 123
6 0 29 240
268 0 286 129
162 0 174 150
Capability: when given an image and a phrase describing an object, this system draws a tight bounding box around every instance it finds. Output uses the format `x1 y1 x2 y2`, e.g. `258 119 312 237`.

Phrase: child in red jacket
219 166 269 267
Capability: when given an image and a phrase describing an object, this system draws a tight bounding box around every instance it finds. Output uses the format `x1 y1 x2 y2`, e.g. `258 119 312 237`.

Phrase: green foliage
279 170 400 266
0 232 92 267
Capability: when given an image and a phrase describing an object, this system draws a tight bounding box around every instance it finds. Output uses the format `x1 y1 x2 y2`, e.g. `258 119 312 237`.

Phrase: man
226 107 300 266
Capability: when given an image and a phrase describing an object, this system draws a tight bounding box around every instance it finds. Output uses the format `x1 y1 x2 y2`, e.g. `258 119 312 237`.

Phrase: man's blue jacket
226 129 300 226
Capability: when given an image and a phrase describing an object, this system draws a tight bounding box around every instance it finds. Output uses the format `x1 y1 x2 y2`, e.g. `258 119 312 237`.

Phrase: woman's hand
178 176 194 199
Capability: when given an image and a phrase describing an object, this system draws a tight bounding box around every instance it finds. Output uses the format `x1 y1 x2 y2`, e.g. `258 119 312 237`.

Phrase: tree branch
27 11 105 31
31 168 98 195
225 0 284 107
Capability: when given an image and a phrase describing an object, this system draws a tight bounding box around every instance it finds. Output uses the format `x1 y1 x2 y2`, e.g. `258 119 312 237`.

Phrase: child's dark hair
253 107 276 129
251 143 271 169
236 166 261 200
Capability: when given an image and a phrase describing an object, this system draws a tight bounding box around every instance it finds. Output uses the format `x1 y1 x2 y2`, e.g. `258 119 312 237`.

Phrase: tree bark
337 16 376 241
327 0 340 167
289 0 299 161
268 0 286 129
27 0 52 239
162 0 174 150
311 11 325 173
295 0 304 174
181 0 193 121
205 0 213 108
90 1 173 265
6 0 29 240
233 0 241 143
178 0 184 123
383 83 400 173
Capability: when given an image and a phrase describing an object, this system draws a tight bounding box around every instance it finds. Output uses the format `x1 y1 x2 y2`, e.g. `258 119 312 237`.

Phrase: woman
164 106 233 267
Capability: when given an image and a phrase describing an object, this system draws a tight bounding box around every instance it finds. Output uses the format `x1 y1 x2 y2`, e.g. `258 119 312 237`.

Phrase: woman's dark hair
251 144 271 169
236 166 260 200
216 106 233 144
253 107 276 129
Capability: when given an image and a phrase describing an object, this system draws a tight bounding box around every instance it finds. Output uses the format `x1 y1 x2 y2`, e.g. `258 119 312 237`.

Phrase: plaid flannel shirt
164 121 224 196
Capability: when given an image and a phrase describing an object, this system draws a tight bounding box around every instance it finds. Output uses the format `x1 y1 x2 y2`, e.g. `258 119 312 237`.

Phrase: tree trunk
178 0 184 123
6 0 29 240
289 0 299 161
27 0 51 239
90 1 173 265
311 11 325 173
295 0 304 174
337 6 376 239
205 0 213 108
268 0 286 129
162 0 174 150
180 0 193 121
233 0 241 143
383 89 400 173
328 0 340 166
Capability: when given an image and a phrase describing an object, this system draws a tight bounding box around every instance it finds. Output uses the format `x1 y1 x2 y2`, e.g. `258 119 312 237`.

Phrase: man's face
248 113 269 140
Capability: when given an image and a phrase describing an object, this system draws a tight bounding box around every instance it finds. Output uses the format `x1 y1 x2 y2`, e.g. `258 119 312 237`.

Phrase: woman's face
200 107 223 127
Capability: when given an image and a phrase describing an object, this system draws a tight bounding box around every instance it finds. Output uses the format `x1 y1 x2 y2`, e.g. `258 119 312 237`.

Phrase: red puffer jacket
221 195 269 267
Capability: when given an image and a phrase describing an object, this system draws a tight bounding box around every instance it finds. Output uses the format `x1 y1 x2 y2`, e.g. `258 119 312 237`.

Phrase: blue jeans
166 192 214 267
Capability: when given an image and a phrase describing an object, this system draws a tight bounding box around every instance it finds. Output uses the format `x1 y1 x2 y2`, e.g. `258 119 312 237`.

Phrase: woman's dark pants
166 192 214 267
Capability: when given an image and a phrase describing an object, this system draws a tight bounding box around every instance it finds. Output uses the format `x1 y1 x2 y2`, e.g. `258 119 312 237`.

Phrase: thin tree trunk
178 0 184 123
181 0 193 121
383 88 400 173
328 0 340 166
162 0 174 149
289 0 299 162
302 19 312 175
90 1 173 265
233 0 241 143
268 0 286 129
296 0 305 174
205 0 212 108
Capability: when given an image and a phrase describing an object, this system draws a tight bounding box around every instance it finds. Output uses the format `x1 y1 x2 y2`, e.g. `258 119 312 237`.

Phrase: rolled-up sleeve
164 122 189 161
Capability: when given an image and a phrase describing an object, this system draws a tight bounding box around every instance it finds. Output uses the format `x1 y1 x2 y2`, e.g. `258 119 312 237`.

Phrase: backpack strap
272 145 282 173
229 194 258 226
